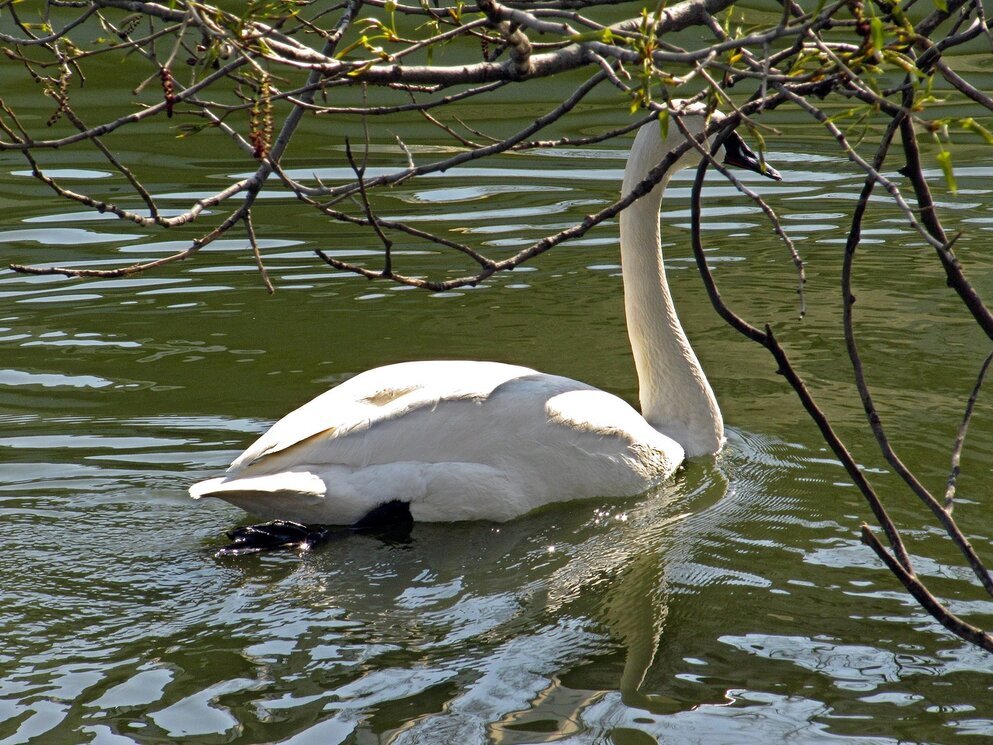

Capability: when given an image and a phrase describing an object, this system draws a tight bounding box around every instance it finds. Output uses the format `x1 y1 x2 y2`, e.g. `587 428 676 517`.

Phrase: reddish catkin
250 74 273 159
120 14 142 37
44 65 71 127
160 67 175 118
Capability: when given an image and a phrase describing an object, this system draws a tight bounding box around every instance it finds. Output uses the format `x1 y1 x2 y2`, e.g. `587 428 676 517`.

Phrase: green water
2 28 993 745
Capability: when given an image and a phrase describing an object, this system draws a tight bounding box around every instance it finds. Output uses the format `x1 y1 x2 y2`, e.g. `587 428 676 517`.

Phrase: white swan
191 104 780 528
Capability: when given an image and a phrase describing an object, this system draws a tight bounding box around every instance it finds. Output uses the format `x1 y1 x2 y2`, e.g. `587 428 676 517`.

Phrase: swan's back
191 360 683 523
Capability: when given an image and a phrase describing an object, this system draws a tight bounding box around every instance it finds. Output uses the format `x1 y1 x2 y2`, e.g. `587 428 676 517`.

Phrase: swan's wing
192 360 682 523
227 360 542 472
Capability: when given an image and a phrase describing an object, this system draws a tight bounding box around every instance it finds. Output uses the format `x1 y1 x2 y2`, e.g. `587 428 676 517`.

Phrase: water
3 45 993 745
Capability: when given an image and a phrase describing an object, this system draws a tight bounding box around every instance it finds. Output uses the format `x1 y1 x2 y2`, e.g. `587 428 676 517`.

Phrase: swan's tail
189 471 327 521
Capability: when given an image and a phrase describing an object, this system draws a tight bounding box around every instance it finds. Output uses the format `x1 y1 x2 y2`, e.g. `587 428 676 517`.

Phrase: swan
190 104 780 536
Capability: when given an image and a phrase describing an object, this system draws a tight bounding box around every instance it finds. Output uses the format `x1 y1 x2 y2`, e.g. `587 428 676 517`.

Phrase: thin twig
861 525 993 653
835 100 993 598
309 69 609 201
945 350 993 509
245 210 275 294
672 115 805 317
687 122 914 571
898 118 993 340
344 139 394 276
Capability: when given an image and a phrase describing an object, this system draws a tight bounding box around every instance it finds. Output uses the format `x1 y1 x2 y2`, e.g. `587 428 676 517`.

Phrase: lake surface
2 32 993 745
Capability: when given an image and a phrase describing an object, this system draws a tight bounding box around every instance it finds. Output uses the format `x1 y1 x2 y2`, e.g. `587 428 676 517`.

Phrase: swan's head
662 102 782 181
721 129 782 181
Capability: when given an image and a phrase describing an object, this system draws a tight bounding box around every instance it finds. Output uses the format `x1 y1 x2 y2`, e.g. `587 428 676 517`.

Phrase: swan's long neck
620 122 724 457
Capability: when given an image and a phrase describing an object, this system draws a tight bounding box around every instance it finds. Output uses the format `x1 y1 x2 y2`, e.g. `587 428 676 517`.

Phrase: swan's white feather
191 360 683 523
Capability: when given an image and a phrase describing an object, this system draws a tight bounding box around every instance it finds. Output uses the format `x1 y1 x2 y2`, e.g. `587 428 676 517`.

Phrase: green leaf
827 107 859 124
748 124 767 154
870 17 885 53
653 0 667 26
936 150 957 194
933 0 948 10
960 117 993 145
568 30 602 42
658 109 669 140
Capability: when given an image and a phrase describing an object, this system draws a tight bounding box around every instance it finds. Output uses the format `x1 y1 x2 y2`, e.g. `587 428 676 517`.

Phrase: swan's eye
723 131 782 181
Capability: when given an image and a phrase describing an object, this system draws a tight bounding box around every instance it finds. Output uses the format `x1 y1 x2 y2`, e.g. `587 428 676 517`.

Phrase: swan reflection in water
219 441 786 743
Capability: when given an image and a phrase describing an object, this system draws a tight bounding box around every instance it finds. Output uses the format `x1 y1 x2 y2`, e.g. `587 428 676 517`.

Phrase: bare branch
899 118 993 340
245 210 275 295
861 525 993 653
686 124 915 572
0 4 98 44
945 351 993 510
671 114 804 317
345 138 394 277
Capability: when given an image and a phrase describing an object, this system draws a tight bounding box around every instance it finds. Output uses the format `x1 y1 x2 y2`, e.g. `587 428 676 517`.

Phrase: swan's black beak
723 130 782 181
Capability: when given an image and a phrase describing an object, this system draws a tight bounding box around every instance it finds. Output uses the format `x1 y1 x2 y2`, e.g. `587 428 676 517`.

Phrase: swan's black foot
217 520 332 556
215 501 413 556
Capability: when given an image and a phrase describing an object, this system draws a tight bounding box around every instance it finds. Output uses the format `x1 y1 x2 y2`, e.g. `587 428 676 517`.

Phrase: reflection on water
5 410 991 743
3 106 993 743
